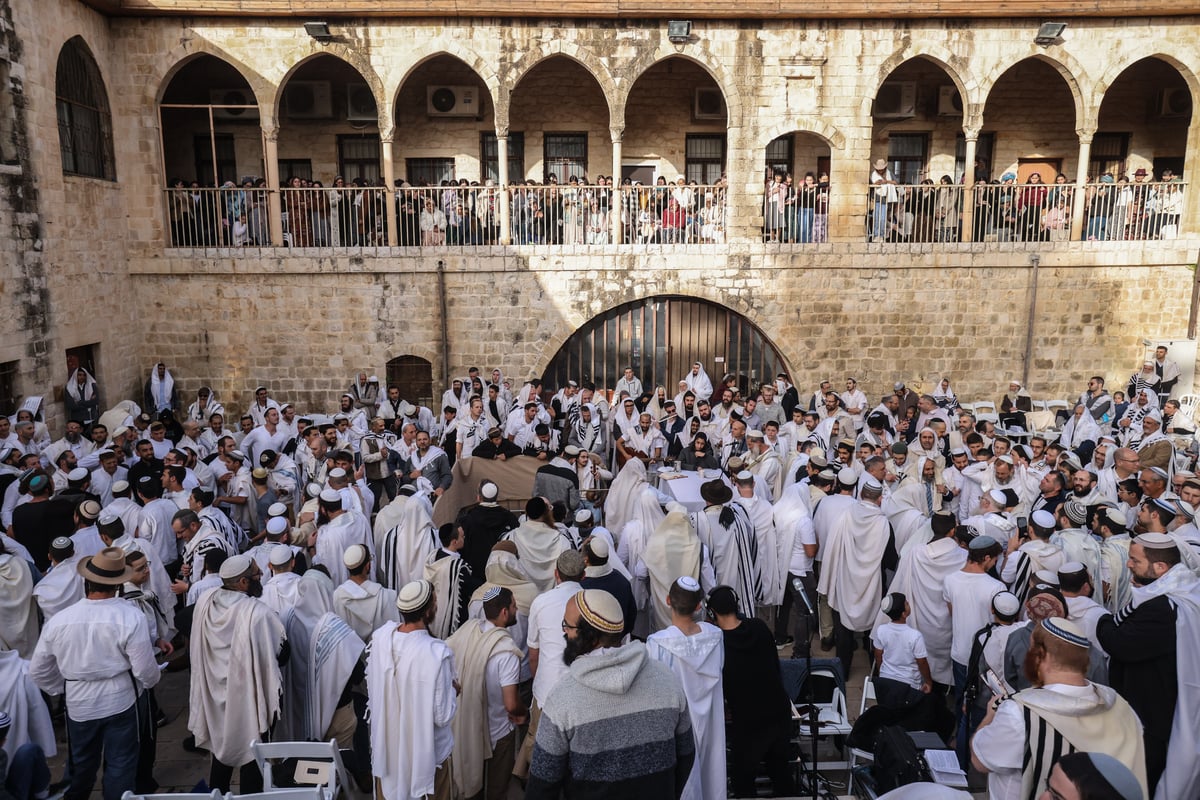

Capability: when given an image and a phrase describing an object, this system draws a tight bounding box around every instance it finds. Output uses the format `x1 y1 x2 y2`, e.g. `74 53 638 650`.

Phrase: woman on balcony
283 175 311 247
1018 172 1049 241
934 175 959 242
814 173 830 243
763 170 787 242
1041 196 1072 242
562 176 583 245
586 197 608 245
419 197 446 246
794 172 818 244
661 198 688 244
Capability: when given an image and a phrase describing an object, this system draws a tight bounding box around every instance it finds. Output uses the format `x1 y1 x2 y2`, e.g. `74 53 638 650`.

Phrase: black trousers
729 722 796 798
208 731 266 794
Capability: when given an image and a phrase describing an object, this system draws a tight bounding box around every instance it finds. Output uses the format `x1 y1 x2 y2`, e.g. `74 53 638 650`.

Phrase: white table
657 470 708 512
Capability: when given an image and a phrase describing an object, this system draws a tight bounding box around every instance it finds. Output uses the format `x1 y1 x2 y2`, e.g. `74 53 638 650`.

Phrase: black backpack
872 724 932 792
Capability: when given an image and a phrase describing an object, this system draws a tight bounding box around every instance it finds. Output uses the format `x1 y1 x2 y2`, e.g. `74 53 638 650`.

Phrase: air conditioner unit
694 87 726 120
209 89 259 121
937 85 963 117
426 85 478 118
1159 87 1192 119
346 83 378 122
284 81 333 119
874 81 917 119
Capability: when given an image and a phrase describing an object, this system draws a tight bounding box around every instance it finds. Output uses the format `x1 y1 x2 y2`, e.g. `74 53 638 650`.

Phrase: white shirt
479 620 521 745
526 581 582 706
874 621 927 690
29 597 161 721
942 570 1006 665
787 513 818 576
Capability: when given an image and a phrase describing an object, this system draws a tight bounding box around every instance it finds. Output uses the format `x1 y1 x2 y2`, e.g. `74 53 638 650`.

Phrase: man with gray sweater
525 589 694 799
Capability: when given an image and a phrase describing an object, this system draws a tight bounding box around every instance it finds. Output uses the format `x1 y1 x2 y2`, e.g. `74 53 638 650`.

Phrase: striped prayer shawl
1020 704 1074 800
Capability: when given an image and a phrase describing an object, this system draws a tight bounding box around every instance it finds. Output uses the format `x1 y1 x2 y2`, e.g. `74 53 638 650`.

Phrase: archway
386 355 434 408
56 36 115 181
509 55 611 183
544 296 789 399
763 132 832 243
159 54 262 246
1097 57 1191 181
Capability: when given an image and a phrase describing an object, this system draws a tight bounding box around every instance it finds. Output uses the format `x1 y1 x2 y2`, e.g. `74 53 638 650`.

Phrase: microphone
791 575 815 616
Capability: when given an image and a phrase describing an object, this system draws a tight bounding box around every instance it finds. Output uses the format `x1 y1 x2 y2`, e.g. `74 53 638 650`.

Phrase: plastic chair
123 793 222 800
226 790 324 800
250 739 351 800
972 401 996 415
847 676 878 795
1046 399 1070 413
792 666 852 773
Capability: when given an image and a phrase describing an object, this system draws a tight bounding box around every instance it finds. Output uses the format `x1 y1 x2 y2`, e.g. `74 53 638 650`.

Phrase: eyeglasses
561 619 579 632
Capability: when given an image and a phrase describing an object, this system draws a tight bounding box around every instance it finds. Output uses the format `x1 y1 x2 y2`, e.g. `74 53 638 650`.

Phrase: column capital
961 127 981 142
495 126 509 139
261 123 279 143
610 126 624 144
1076 128 1097 145
379 127 395 144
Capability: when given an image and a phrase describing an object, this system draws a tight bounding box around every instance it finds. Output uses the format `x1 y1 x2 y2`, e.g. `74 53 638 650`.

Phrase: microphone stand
793 576 825 800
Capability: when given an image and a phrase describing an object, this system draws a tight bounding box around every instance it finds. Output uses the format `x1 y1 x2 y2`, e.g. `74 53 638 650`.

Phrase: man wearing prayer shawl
377 494 438 591
0 538 38 658
638 504 715 633
817 478 898 678
1097 532 1200 799
446 587 525 800
647 577 725 800
693 479 761 617
1001 509 1066 604
504 497 563 593
566 403 605 455
279 571 364 746
367 579 457 800
733 471 783 608
1050 501 1104 599
32 536 84 623
143 364 179 416
334 544 399 641
683 362 713 403
424 523 472 640
1136 411 1175 473
874 511 965 686
0 646 56 767
188 554 285 793
313 489 375 585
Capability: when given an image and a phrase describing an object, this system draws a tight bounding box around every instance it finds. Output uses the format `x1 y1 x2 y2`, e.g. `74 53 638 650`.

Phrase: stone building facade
3 0 1200 429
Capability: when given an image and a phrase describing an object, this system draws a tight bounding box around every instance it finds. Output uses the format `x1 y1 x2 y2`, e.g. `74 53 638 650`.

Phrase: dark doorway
386 355 434 408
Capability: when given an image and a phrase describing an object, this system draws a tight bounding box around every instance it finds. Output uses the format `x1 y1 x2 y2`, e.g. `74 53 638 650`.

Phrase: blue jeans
796 208 814 243
66 702 140 800
872 200 890 240
5 743 51 800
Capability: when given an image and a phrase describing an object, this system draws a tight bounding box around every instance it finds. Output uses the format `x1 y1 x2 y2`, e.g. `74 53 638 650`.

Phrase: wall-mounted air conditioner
426 85 479 118
874 81 917 119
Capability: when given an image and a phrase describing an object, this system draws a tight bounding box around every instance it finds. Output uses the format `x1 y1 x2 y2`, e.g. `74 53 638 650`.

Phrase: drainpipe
1188 250 1200 339
437 260 450 387
1023 253 1040 388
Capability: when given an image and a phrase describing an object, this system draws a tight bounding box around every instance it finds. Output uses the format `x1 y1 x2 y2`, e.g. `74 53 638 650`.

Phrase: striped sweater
526 641 695 800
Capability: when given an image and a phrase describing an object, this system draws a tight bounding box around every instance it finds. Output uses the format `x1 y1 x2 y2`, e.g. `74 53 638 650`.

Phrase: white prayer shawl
186 393 224 425
366 624 457 800
884 483 935 553
0 649 56 761
105 496 141 540
455 413 488 458
1049 528 1104 599
571 404 604 453
877 536 966 684
378 502 437 590
616 486 666 572
736 494 782 605
602 459 648 541
189 588 286 766
424 550 469 640
1125 564 1200 800
1062 411 1102 449
818 500 892 632
71 525 104 558
112 533 176 635
811 492 856 560
646 624 726 800
584 525 632 580
641 510 704 632
1137 428 1175 477
0 554 38 658
373 494 411 551
1099 535 1132 613
773 481 812 581
316 511 375 585
333 579 399 641
31 555 84 621
700 502 760 615
507 520 563 593
65 368 97 403
684 366 714 402
280 574 364 742
622 424 663 459
149 367 174 413
261 571 302 617
610 405 639 441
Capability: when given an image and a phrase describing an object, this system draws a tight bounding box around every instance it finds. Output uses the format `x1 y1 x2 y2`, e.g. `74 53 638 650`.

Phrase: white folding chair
1046 399 1069 414
124 792 222 800
226 790 324 800
847 676 878 795
250 739 351 800
1177 394 1200 429
976 411 1000 425
958 402 976 414
973 401 996 415
794 667 853 774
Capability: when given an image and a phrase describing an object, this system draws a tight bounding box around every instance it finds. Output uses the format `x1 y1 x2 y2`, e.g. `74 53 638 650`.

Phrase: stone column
828 136 870 243
1070 130 1094 242
497 131 511 245
381 134 398 246
262 122 284 246
960 131 978 243
1180 118 1200 235
611 127 623 244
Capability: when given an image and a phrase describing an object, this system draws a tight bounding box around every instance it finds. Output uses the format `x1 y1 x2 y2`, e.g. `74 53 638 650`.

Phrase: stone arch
757 120 845 153
872 51 978 120
539 293 791 394
616 48 742 130
980 53 1090 130
154 47 270 115
273 48 386 125
504 44 618 129
390 44 502 133
55 35 116 180
1095 52 1200 113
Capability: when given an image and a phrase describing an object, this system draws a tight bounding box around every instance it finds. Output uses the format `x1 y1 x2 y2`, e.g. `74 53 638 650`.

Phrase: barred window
55 38 116 181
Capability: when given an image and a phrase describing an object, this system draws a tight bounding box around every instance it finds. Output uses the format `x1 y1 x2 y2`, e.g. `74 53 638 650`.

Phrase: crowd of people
2 354 1199 800
166 174 730 249
868 160 1185 243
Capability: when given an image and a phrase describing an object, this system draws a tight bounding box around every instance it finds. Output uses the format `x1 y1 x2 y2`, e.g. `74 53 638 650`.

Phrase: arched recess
871 56 974 184
762 132 833 243
275 54 382 185
1096 56 1192 181
392 54 496 185
979 53 1089 133
872 52 976 121
159 54 261 187
982 57 1081 183
386 355 434 407
56 36 116 180
505 45 617 128
543 295 790 397
622 56 729 186
508 55 612 182
615 49 741 129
